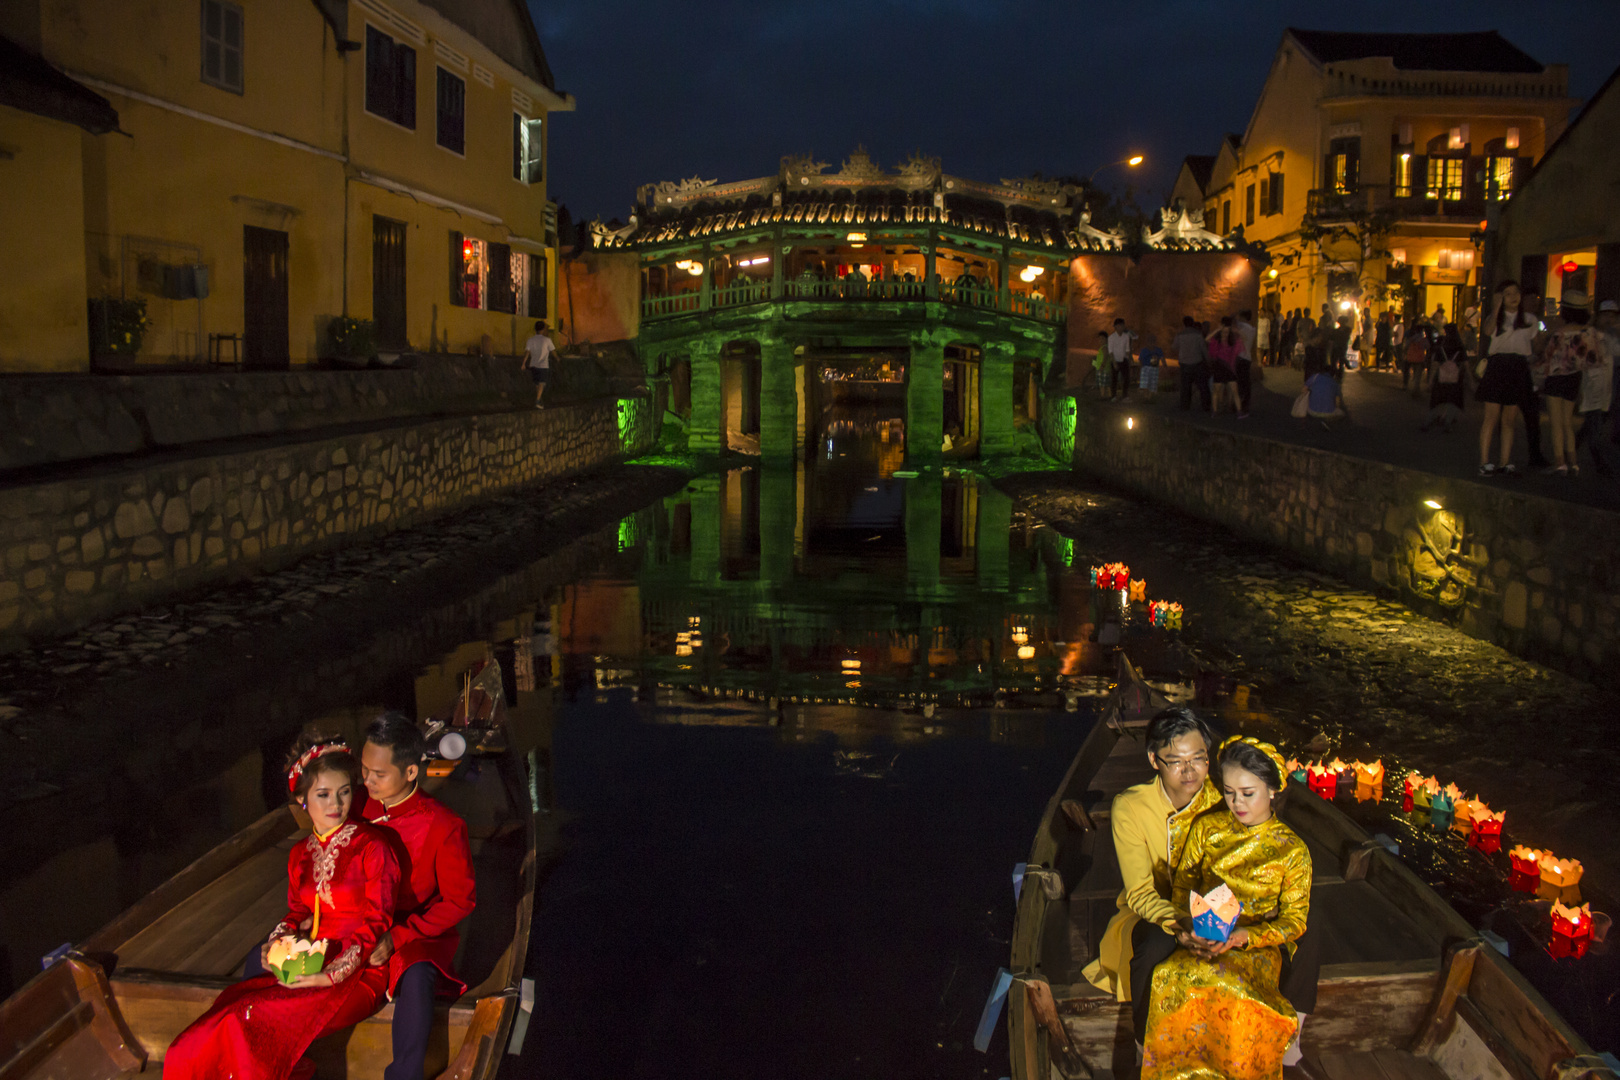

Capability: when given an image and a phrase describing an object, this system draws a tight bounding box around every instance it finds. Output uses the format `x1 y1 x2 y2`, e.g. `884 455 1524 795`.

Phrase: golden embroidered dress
1082 777 1222 1000
1143 808 1312 1080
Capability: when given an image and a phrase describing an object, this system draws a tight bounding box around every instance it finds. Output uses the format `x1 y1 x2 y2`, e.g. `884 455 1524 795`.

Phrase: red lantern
1549 901 1592 959
1509 869 1541 893
1306 763 1337 800
1558 260 1580 275
1509 846 1543 876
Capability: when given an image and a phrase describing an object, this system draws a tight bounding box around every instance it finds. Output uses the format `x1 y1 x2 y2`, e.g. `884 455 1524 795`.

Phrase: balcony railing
641 278 1065 323
1306 185 1493 223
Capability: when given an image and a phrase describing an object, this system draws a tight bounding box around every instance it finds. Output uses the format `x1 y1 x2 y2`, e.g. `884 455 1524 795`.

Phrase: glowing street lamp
1090 154 1146 184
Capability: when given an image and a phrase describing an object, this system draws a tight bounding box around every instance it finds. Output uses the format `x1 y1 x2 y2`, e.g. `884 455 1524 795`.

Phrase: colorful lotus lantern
1113 564 1130 590
1190 883 1242 943
1129 579 1147 602
1090 566 1103 587
1428 788 1455 829
1353 760 1385 787
1549 901 1592 960
1287 759 1307 785
1306 762 1337 800
1167 602 1184 629
1539 853 1584 889
1149 600 1168 627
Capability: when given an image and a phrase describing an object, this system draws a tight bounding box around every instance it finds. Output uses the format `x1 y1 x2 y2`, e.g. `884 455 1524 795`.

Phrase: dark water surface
2 407 1615 1070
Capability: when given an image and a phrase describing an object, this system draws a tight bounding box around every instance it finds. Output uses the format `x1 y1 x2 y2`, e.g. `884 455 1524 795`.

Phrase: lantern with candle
1549 901 1592 960
1287 759 1307 785
1129 579 1147 602
1090 566 1103 587
1113 564 1131 590
1539 853 1584 889
1167 603 1184 629
1510 846 1544 875
1452 796 1484 835
1428 788 1454 829
1307 762 1337 800
1149 600 1167 627
1474 808 1505 842
1354 760 1385 788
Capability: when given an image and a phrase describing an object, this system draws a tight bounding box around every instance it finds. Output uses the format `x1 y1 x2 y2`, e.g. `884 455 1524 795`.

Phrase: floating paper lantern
1128 579 1146 602
1550 901 1592 960
1429 789 1455 829
1307 762 1337 800
1474 808 1505 840
1167 603 1184 630
1452 797 1485 834
1510 846 1544 876
1470 831 1502 855
1090 566 1103 587
1539 853 1584 889
1287 758 1307 785
1354 760 1385 787
1113 565 1131 590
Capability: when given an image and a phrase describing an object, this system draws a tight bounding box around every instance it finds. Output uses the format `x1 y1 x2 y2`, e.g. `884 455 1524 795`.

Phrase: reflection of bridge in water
561 455 1156 709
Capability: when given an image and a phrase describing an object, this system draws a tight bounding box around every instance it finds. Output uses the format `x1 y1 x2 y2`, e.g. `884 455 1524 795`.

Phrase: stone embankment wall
1044 397 1620 683
0 391 663 650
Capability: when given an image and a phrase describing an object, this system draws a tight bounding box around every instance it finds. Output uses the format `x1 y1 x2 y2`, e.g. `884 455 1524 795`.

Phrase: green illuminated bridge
590 151 1212 466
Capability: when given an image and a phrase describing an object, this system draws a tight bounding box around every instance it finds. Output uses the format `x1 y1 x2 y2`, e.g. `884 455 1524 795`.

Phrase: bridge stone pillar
687 337 723 453
907 329 946 466
759 337 798 468
979 340 1017 458
905 473 941 598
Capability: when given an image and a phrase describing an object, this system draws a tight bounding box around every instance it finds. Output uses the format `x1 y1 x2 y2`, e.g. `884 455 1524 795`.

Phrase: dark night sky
530 0 1620 225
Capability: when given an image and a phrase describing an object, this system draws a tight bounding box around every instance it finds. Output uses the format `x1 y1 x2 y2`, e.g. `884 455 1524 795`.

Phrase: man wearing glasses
1082 707 1223 1050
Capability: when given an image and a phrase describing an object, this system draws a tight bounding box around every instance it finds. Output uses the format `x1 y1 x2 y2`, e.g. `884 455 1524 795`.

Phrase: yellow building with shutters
0 0 572 372
1173 29 1575 325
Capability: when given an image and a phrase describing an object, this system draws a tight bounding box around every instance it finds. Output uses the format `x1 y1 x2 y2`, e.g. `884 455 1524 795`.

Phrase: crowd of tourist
1085 287 1620 481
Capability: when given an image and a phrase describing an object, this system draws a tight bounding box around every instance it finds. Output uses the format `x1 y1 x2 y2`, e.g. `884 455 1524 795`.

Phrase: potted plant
326 316 378 369
89 296 151 368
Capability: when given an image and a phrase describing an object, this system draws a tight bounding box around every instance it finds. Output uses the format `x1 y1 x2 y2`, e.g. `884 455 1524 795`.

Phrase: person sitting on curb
1302 360 1350 430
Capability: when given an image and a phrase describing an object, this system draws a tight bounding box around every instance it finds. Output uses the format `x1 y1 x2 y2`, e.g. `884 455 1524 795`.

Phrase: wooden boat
0 709 542 1080
1009 653 1617 1080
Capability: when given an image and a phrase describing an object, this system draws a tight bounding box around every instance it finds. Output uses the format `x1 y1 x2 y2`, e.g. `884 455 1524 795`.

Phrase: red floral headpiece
287 739 350 794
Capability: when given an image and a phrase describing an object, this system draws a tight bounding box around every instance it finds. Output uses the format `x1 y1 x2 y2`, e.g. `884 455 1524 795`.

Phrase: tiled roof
0 34 119 134
607 185 1088 253
1287 28 1544 74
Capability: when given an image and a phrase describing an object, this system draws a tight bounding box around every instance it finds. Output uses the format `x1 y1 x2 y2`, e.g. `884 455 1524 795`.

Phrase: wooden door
372 216 407 349
242 225 289 369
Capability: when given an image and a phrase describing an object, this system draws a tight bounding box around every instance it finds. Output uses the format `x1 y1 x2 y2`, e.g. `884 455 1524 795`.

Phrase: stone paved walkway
1108 363 1620 512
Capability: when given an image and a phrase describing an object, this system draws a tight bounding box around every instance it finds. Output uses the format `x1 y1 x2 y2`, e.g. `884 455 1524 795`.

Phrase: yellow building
0 0 572 372
1178 29 1576 325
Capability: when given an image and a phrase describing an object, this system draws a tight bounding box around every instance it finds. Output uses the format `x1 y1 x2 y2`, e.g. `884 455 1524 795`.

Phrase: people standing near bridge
1234 310 1257 418
1278 310 1299 369
1477 279 1540 478
1537 290 1608 476
522 319 555 410
1207 317 1243 414
1256 309 1272 367
1173 316 1211 412
1108 318 1138 402
1374 311 1394 371
1419 323 1468 434
360 713 477 1080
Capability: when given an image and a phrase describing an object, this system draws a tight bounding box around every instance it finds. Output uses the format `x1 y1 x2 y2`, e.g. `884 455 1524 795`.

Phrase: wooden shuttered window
365 25 416 129
488 243 515 314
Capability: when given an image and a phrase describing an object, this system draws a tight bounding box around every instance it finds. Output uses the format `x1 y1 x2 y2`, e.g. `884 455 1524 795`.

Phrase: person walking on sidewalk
522 320 555 409
1477 280 1540 477
1375 311 1394 371
1173 316 1212 412
1107 318 1138 402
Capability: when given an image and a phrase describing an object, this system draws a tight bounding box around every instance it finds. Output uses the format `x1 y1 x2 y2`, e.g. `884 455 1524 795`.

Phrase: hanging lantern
1128 579 1147 602
1549 901 1592 959
1539 853 1584 889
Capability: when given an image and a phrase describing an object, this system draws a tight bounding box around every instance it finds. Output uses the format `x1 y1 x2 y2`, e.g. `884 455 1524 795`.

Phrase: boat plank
1317 1050 1398 1080
114 847 290 973
1464 950 1580 1080
1370 1049 1451 1080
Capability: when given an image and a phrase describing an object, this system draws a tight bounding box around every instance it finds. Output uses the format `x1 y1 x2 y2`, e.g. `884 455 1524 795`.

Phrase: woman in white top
1476 281 1541 477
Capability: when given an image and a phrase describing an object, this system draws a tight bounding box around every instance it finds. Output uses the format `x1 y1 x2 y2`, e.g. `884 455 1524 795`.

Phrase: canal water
0 409 1614 1072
